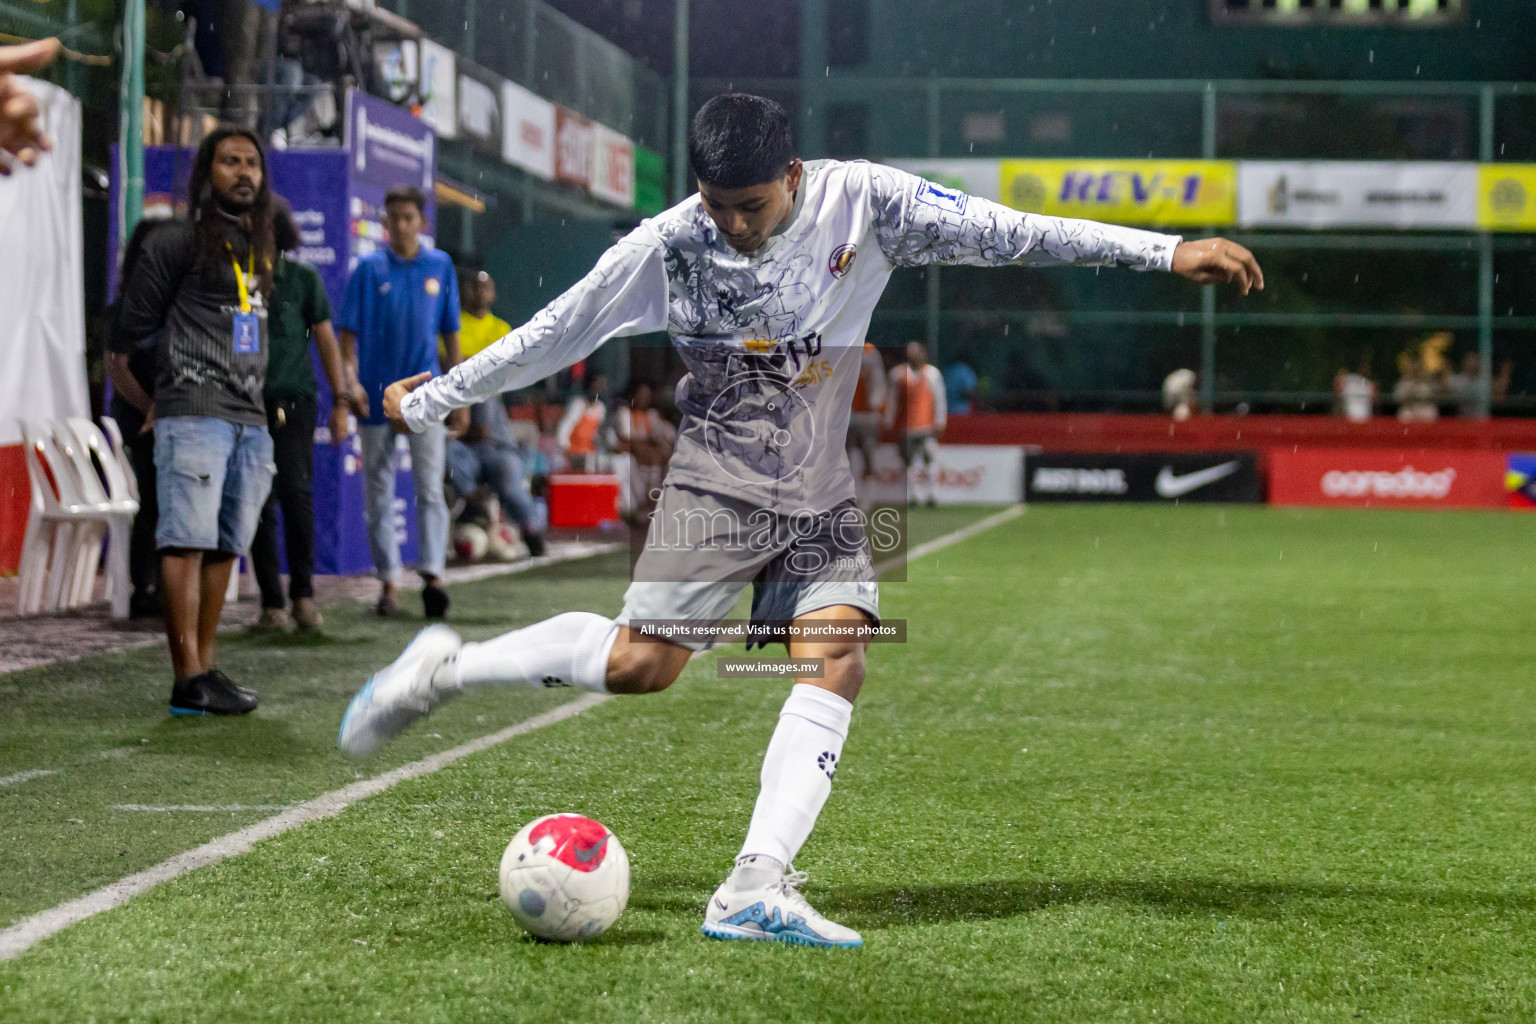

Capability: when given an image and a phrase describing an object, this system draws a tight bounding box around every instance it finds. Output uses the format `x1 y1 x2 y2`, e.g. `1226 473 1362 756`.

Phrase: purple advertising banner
345 89 438 266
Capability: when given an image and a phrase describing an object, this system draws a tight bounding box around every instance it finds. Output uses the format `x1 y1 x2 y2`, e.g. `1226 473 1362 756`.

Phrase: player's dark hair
187 125 276 297
385 184 427 213
688 93 796 189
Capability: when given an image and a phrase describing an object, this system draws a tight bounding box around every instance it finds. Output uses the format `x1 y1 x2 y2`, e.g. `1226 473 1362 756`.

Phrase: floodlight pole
671 0 689 203
118 0 146 252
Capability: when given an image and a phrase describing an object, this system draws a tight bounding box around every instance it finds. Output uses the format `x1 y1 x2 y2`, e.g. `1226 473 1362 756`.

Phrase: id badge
232 312 260 355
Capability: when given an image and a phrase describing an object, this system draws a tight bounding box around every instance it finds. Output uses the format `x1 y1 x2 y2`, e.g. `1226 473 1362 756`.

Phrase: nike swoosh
715 897 729 911
1155 461 1241 499
573 834 610 864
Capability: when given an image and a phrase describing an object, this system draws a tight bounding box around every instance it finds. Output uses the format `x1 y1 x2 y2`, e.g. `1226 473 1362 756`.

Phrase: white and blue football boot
338 624 462 758
702 869 862 948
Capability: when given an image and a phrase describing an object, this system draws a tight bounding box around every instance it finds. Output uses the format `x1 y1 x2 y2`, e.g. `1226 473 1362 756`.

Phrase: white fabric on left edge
0 77 87 447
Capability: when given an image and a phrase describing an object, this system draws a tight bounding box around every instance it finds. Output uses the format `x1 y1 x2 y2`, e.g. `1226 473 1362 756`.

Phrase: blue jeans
445 439 542 531
360 423 448 583
153 416 274 554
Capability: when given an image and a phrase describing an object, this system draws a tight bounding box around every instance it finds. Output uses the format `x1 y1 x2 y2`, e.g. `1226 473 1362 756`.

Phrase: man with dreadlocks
118 127 279 716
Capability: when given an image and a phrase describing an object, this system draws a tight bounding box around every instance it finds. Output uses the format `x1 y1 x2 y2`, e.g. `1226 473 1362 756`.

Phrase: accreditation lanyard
227 244 261 355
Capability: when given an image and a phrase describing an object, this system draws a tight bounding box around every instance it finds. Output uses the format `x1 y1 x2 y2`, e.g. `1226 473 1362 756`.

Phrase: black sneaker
422 583 450 619
207 667 258 701
169 671 258 716
522 531 547 558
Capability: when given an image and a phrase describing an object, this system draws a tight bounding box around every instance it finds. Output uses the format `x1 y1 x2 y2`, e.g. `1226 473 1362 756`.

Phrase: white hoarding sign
887 159 1001 203
501 81 556 180
588 122 636 208
1238 161 1478 229
418 40 457 140
861 445 1025 506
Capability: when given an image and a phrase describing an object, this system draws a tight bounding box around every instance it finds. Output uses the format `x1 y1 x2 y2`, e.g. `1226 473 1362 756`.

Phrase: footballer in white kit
339 94 1264 948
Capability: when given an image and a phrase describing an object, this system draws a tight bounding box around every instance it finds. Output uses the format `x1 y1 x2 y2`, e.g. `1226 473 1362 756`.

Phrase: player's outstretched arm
868 163 1266 290
1171 238 1264 295
387 230 667 433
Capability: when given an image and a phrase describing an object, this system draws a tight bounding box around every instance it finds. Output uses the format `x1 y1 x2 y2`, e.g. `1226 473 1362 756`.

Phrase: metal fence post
1478 84 1496 418
671 0 689 203
1200 82 1218 412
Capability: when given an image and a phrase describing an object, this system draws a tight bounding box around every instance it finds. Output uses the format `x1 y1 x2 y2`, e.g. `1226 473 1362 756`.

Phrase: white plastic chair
65 418 140 618
48 422 109 609
15 421 114 615
99 416 140 504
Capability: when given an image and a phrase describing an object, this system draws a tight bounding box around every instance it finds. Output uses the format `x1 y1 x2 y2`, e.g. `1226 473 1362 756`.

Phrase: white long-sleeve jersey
402 160 1180 511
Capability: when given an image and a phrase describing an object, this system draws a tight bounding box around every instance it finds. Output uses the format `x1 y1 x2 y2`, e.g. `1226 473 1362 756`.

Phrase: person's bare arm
311 320 354 441
337 327 369 418
106 353 155 432
1170 238 1265 295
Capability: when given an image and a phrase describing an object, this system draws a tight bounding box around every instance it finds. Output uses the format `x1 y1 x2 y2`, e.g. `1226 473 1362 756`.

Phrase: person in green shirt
249 205 361 631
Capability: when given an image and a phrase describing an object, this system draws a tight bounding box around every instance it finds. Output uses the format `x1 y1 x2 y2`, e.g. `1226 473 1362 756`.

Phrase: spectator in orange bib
612 380 676 520
845 342 886 483
884 341 946 507
557 375 609 472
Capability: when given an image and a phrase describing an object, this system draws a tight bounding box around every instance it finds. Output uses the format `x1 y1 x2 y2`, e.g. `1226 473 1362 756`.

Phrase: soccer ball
453 523 489 562
486 522 526 562
499 813 629 942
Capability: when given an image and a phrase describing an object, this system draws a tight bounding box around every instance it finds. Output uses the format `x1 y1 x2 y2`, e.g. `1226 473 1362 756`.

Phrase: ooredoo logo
1321 466 1457 500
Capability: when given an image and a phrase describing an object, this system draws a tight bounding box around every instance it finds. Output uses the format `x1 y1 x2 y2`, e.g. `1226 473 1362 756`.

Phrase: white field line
111 805 293 813
0 693 609 961
0 769 57 788
875 504 1025 575
0 507 1020 961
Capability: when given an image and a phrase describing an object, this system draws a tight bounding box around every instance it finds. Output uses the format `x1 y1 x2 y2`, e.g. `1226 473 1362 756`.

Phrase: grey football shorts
616 485 880 651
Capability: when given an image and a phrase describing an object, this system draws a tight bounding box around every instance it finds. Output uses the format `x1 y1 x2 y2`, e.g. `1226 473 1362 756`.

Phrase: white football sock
736 683 854 873
451 612 617 693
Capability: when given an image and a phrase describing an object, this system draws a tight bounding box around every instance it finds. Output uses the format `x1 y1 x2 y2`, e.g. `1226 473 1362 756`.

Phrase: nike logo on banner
1155 461 1241 498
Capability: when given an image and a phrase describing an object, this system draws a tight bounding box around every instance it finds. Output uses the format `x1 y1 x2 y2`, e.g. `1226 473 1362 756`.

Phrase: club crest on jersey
425 277 441 296
829 243 858 280
529 814 611 872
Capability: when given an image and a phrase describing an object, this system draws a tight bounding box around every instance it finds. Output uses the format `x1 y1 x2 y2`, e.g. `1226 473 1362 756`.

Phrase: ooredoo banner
1267 448 1507 509
861 445 1025 505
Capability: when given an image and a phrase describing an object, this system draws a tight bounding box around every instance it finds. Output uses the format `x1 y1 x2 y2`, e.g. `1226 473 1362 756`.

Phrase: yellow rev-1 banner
998 160 1237 227
1478 165 1536 231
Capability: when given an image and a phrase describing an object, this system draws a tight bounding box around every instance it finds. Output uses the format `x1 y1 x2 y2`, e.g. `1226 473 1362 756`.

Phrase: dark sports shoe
422 583 450 620
169 671 258 716
376 593 400 617
522 531 547 558
207 667 258 701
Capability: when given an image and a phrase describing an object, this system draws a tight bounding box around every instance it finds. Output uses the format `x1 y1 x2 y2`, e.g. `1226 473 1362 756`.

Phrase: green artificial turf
2 505 1534 1023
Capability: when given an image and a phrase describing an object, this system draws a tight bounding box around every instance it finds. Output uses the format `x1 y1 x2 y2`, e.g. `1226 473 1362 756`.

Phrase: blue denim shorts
154 416 275 554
